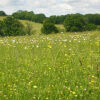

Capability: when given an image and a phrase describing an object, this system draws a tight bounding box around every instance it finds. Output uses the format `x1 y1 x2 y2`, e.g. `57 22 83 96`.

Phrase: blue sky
0 0 100 16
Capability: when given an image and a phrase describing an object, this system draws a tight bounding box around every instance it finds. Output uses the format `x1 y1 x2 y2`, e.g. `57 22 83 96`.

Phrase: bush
0 11 7 16
12 10 46 23
70 26 80 32
0 21 4 36
24 22 35 35
41 18 58 34
85 24 97 31
97 26 100 30
0 16 24 36
64 14 86 32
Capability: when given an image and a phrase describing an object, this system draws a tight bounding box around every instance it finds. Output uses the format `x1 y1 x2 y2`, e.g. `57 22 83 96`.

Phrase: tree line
0 16 35 36
0 10 100 36
1 10 100 25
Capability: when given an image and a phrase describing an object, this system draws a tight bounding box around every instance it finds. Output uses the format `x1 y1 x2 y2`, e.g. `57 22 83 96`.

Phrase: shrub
0 21 4 36
24 22 35 35
64 14 86 32
97 26 100 30
0 16 24 36
70 26 80 32
0 11 7 16
41 18 58 34
85 24 97 31
12 10 46 23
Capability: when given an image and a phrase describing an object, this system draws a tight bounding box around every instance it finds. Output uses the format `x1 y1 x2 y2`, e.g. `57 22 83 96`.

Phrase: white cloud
0 0 100 16
0 0 11 6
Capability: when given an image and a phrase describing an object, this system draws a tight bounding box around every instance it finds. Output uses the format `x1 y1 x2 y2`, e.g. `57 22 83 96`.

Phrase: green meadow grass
0 16 100 100
0 16 6 20
0 31 100 100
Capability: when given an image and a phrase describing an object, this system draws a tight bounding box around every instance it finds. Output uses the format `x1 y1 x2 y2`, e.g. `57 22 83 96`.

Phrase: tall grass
0 31 100 100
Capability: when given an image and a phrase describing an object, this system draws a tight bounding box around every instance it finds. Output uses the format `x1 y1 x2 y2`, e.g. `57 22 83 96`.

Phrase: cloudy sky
0 0 100 16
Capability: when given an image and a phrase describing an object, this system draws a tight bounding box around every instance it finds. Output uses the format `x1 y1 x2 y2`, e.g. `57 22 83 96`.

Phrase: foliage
49 13 100 25
97 25 100 30
64 14 87 32
49 14 100 25
0 21 4 36
41 18 58 34
24 22 35 35
49 15 67 24
0 11 7 16
12 10 34 20
85 14 100 25
34 14 46 23
0 16 24 36
85 24 97 31
12 10 46 23
0 10 100 25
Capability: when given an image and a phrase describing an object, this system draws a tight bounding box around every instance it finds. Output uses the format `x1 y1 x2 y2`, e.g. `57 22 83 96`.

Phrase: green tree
41 18 58 34
34 14 46 23
85 14 100 25
49 15 67 24
12 10 46 23
85 24 97 31
0 21 4 36
0 16 24 36
0 11 7 16
12 10 34 20
64 14 86 32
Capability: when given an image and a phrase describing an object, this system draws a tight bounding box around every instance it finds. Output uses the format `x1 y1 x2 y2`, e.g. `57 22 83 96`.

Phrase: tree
34 14 46 23
12 10 34 20
0 21 4 36
12 10 46 23
85 24 97 31
85 14 100 25
0 16 24 36
0 11 7 16
49 15 67 24
64 14 87 32
41 18 58 34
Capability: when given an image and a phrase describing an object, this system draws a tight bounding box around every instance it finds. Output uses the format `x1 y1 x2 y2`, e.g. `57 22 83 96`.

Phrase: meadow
0 17 100 100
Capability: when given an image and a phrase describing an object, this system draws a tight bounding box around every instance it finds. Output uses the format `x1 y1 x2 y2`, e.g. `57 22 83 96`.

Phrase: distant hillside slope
0 16 42 34
0 16 65 34
0 16 6 20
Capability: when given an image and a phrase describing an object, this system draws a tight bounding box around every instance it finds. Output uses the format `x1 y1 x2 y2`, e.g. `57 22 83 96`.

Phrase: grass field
0 17 100 100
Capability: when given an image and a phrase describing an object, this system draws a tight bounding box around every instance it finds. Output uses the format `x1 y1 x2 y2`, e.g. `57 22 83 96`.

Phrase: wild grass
0 16 6 20
0 30 100 100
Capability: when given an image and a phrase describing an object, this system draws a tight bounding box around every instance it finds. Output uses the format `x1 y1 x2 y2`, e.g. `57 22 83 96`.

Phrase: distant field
0 16 43 34
21 19 65 34
0 30 100 100
0 16 65 35
0 16 6 20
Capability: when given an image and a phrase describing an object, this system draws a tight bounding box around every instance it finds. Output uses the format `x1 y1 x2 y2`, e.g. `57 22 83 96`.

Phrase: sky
0 0 100 16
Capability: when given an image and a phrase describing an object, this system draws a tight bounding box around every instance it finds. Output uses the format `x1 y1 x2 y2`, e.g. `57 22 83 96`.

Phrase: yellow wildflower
33 85 37 89
72 91 76 95
48 45 52 48
46 97 48 100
